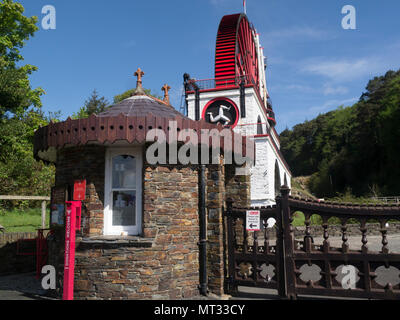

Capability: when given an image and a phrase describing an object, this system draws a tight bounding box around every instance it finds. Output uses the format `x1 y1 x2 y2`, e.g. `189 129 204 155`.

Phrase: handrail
0 195 50 201
0 195 50 229
288 196 400 219
372 197 400 203
186 75 257 91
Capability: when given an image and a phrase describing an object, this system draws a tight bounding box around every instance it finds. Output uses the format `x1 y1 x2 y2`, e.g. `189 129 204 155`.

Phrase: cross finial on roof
133 67 145 95
162 84 171 104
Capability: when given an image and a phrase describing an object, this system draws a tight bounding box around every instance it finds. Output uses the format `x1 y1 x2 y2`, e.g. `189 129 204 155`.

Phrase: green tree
280 69 400 198
72 89 110 119
0 110 57 206
0 1 54 206
0 0 44 117
72 87 164 120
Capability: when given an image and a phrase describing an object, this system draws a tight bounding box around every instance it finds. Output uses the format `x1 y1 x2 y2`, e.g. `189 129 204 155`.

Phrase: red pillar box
63 201 81 300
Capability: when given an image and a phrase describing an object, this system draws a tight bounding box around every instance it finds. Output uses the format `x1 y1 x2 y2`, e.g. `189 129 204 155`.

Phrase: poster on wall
51 204 65 226
50 186 67 226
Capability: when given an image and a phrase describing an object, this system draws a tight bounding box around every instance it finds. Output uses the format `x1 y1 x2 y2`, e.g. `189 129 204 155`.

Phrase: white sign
246 210 260 231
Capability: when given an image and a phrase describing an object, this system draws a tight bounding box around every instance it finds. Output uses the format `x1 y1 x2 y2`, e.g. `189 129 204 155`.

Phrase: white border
104 147 143 236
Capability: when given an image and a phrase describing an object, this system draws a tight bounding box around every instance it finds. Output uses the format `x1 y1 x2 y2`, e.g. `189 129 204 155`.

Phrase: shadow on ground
0 273 54 300
230 286 365 300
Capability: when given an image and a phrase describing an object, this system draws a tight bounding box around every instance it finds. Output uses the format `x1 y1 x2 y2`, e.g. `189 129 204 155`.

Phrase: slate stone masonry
48 146 237 299
55 145 106 237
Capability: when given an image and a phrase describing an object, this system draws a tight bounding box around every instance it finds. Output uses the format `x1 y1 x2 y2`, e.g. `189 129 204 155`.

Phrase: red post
63 201 81 300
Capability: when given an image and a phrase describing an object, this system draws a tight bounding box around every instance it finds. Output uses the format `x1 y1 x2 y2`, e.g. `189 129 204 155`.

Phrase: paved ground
1 236 399 300
231 287 366 300
0 273 222 300
308 234 400 253
0 273 52 300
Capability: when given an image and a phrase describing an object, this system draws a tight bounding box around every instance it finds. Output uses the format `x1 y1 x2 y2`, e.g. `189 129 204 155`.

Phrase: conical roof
98 95 185 119
33 68 252 163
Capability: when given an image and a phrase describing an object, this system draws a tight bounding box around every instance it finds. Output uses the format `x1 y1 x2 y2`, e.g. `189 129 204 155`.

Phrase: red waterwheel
215 14 260 90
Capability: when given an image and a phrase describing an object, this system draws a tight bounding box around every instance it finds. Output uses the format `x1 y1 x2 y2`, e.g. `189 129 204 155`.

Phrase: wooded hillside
280 69 400 198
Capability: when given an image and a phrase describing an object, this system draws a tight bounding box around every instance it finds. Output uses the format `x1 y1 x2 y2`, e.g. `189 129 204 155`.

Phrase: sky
17 0 400 133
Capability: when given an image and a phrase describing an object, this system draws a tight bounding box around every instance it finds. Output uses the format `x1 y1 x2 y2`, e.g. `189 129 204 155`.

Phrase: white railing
372 197 400 204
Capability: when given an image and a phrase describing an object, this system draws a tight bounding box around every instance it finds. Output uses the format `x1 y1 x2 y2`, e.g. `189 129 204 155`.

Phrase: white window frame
104 147 142 236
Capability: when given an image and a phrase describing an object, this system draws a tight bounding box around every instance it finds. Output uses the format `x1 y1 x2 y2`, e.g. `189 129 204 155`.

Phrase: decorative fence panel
226 200 285 296
226 187 400 300
278 187 400 300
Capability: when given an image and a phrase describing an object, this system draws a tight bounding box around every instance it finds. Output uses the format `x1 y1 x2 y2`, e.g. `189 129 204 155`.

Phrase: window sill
78 236 154 248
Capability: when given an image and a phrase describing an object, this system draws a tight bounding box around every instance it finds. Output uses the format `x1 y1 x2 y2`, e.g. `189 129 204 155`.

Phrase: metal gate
226 199 286 296
226 187 400 300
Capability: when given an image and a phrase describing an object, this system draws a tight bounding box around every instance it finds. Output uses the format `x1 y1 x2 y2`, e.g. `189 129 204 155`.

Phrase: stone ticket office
33 74 252 300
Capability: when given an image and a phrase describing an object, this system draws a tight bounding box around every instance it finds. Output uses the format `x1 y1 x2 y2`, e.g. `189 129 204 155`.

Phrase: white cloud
270 83 349 96
286 84 314 91
261 26 333 53
269 83 315 94
323 84 349 95
301 58 380 81
308 97 358 113
276 97 358 131
265 26 328 40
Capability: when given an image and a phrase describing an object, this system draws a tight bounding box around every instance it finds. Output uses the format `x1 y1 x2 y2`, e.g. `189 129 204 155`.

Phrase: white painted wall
186 86 292 207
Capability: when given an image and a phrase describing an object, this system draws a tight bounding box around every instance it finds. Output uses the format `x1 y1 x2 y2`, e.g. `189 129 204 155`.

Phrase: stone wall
205 162 252 296
55 145 106 237
48 145 249 299
48 160 202 300
206 164 225 296
225 164 250 208
73 236 198 300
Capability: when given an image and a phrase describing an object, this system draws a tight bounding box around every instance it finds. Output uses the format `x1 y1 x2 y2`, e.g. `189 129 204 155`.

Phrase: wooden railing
0 195 50 230
279 187 400 300
226 187 400 300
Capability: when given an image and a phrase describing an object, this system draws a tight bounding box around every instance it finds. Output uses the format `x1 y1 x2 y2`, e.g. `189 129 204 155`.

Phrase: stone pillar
206 163 225 295
225 164 251 207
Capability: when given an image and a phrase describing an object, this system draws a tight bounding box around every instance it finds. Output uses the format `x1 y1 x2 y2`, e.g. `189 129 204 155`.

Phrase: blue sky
18 0 400 133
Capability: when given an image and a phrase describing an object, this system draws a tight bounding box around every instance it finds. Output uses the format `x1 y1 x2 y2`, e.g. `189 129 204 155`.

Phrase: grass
0 208 50 233
292 211 323 227
291 176 317 200
291 211 387 227
290 176 394 227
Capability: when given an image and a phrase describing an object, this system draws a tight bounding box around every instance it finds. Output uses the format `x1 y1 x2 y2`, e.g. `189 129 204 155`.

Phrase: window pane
112 191 136 226
112 155 136 189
